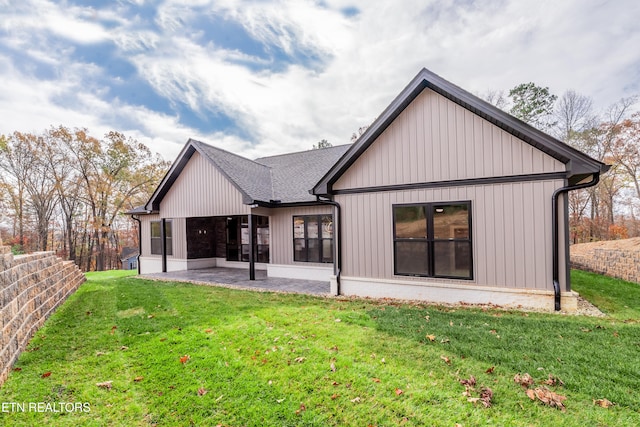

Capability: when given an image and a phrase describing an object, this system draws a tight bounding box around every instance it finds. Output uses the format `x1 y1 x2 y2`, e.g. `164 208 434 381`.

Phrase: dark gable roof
145 139 351 210
312 68 609 195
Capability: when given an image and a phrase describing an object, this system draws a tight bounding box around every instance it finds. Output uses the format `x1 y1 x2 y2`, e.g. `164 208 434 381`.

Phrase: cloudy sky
1 0 639 161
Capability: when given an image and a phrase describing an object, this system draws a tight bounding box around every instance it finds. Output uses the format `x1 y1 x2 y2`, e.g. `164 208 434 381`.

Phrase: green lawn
0 270 639 426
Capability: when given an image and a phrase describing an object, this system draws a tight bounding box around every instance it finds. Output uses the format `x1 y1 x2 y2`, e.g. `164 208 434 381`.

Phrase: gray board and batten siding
331 87 566 290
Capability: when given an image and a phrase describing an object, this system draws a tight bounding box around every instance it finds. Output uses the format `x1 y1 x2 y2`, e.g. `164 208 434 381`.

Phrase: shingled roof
144 139 351 211
255 144 351 203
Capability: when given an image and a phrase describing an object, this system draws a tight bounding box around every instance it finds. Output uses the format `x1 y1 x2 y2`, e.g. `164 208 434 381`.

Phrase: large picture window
293 215 333 263
150 220 173 256
393 202 472 279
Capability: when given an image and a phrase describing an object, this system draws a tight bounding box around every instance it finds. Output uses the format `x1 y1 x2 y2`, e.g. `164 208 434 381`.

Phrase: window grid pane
393 202 472 279
293 215 333 264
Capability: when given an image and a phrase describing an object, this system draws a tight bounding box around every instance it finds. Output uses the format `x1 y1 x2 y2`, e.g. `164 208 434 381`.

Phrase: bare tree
553 90 595 142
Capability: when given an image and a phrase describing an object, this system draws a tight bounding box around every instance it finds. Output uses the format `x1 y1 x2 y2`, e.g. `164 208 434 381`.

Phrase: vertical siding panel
383 192 392 278
171 217 186 259
522 182 536 287
448 102 458 180
438 96 449 179
409 102 419 183
455 105 466 179
502 185 516 287
492 185 506 286
359 194 367 277
431 93 441 180
464 110 475 178
532 182 545 288
370 193 380 278
531 150 543 174
483 186 496 286
502 132 512 176
416 95 425 182
493 127 503 177
472 187 486 285
512 182 525 288
511 136 522 177
423 92 433 182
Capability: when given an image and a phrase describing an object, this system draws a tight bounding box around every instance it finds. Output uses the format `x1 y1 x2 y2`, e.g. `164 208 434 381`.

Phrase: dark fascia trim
332 172 567 195
146 140 198 211
312 68 607 196
253 200 327 209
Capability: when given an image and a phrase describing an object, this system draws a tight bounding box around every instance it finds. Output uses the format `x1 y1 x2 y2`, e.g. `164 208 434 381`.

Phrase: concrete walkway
139 267 331 295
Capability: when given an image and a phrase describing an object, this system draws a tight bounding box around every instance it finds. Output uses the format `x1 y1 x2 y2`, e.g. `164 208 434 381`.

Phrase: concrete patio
139 267 331 295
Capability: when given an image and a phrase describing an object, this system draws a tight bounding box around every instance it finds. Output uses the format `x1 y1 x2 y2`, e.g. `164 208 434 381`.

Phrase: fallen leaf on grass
197 388 207 396
180 355 190 364
426 334 436 342
479 387 493 408
205 329 213 333
294 357 306 363
459 375 476 387
120 346 129 351
13 368 22 372
395 388 403 396
526 387 566 411
110 326 117 335
350 397 361 403
440 355 451 365
485 366 495 374
41 372 51 378
96 381 113 390
594 398 614 408
330 362 336 372
543 374 564 386
514 373 534 388
147 314 155 319
371 378 381 383
134 376 144 382
295 403 306 415
331 393 339 400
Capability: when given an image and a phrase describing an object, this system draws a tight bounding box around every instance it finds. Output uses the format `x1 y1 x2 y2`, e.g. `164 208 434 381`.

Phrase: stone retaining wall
0 244 86 385
571 249 640 284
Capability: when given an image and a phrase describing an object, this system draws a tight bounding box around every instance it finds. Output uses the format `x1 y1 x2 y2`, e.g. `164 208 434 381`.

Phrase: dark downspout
132 215 142 275
161 218 167 273
552 173 600 310
316 196 341 295
248 214 255 280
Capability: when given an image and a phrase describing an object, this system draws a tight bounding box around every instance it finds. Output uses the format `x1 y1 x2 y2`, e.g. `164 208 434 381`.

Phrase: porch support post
248 214 255 280
161 218 167 273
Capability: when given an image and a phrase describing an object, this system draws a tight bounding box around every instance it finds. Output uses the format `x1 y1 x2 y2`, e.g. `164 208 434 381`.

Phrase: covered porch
140 267 330 295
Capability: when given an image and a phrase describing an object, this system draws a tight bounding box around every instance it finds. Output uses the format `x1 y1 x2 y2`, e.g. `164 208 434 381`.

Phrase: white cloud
0 0 639 164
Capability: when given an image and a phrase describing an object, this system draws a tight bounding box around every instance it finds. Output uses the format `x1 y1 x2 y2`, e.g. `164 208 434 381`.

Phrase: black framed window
150 220 173 256
293 215 333 263
393 202 472 279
